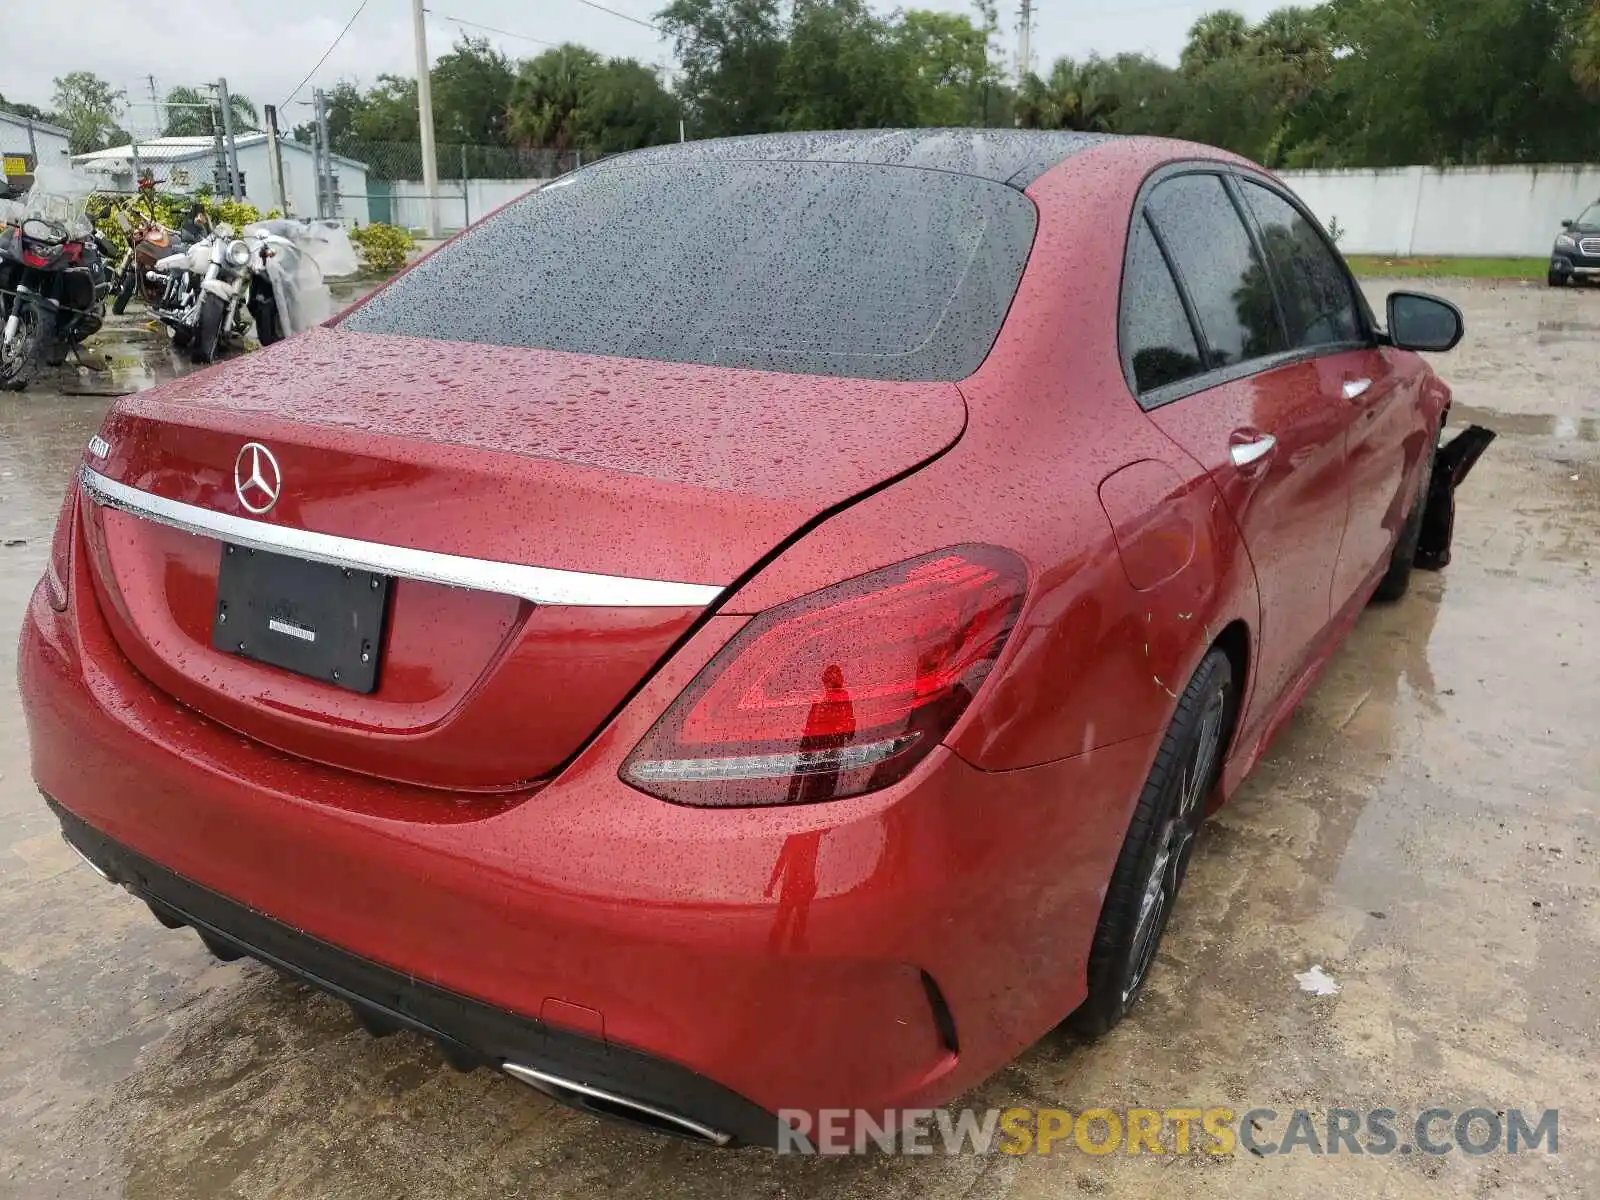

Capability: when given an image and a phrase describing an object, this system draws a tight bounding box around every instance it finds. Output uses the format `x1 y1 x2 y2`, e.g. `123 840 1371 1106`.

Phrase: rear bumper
50 795 777 1146
20 552 1154 1136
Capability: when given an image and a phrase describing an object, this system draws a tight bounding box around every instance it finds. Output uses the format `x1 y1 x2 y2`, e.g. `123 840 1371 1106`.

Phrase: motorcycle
149 223 252 363
0 170 113 391
108 208 181 315
151 218 356 363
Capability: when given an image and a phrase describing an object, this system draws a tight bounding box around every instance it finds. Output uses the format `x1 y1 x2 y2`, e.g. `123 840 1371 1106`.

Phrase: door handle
1229 434 1278 468
1343 378 1373 400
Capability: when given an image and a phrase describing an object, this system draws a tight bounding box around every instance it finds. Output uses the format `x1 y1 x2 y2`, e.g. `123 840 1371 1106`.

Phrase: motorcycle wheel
0 302 53 392
112 265 137 315
255 300 284 347
191 294 226 364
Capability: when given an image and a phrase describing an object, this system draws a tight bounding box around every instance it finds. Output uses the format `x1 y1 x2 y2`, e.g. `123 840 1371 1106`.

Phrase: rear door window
1145 173 1288 368
1238 179 1362 350
340 161 1038 382
1120 215 1205 397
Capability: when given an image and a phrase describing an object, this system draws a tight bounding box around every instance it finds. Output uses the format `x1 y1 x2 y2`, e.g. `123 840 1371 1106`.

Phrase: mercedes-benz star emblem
234 442 282 515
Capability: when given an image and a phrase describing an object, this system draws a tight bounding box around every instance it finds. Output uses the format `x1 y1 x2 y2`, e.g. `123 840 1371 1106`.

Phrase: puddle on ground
1535 318 1600 344
56 336 185 398
1450 403 1599 442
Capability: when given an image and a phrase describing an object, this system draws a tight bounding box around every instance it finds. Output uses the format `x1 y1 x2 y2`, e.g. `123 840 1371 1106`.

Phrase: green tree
348 75 422 143
433 36 517 144
162 86 259 137
895 9 1002 125
0 94 56 124
780 0 919 129
50 72 128 154
1296 0 1599 166
1180 10 1251 71
508 45 603 149
657 0 789 136
1079 53 1184 135
577 59 683 152
1570 0 1600 96
1015 58 1117 131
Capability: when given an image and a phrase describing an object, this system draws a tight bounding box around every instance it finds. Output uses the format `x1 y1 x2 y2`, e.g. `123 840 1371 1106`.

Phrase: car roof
606 129 1116 189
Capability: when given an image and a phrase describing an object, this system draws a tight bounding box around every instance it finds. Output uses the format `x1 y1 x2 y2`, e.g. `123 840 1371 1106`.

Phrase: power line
428 12 558 47
280 0 373 110
561 0 662 33
430 0 662 37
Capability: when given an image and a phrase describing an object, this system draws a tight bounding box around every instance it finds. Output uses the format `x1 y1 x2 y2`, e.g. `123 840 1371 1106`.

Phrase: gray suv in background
1550 202 1600 286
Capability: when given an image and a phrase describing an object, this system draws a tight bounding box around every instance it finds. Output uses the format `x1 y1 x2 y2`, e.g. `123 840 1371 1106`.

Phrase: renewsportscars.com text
776 1106 1560 1157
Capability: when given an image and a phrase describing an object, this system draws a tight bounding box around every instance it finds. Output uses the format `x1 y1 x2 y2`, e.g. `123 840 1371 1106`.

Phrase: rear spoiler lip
78 465 724 609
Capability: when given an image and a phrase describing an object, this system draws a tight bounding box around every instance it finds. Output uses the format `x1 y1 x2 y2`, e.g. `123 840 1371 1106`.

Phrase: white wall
385 179 543 231
0 115 71 174
1280 164 1600 257
267 146 370 226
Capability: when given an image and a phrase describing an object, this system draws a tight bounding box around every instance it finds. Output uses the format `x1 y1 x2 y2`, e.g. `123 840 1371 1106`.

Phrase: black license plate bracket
212 545 391 693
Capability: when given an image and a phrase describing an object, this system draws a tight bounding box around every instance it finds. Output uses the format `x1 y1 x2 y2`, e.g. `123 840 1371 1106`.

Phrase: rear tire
112 265 137 315
0 302 53 392
191 294 225 364
253 297 284 346
1070 648 1235 1038
1371 437 1436 603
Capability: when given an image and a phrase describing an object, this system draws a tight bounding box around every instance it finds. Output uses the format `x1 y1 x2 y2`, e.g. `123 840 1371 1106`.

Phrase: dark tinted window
1146 174 1287 367
1121 215 1204 396
340 161 1038 382
1240 180 1361 349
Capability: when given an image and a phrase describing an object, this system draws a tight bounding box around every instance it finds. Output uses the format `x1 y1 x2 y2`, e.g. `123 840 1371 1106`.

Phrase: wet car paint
1 277 1598 1197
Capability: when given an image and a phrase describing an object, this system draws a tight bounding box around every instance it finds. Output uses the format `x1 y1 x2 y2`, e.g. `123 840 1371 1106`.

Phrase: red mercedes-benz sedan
19 131 1472 1147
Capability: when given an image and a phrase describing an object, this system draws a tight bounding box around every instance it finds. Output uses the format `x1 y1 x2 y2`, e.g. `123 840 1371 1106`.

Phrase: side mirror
1386 291 1464 353
1561 218 1575 230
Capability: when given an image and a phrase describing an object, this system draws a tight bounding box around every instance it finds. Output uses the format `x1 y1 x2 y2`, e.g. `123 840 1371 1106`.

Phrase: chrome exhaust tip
60 833 113 883
502 1062 732 1146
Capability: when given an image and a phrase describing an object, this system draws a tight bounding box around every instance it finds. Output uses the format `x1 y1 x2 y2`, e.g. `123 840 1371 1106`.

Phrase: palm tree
1575 3 1600 98
1180 10 1250 72
162 86 259 137
1015 59 1116 132
1250 7 1333 103
508 45 602 149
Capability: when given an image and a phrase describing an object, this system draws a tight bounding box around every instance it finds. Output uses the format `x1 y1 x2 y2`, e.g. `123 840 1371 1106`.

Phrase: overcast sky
8 0 1281 138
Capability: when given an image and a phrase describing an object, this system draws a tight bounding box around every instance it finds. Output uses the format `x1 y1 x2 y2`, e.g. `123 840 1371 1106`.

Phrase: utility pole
218 77 243 201
412 0 441 236
1017 0 1033 84
311 90 325 217
209 88 229 197
314 88 335 219
264 104 290 216
1016 0 1034 85
147 75 162 136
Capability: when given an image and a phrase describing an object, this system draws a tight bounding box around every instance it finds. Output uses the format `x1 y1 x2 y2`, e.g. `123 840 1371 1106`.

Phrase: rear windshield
340 161 1037 381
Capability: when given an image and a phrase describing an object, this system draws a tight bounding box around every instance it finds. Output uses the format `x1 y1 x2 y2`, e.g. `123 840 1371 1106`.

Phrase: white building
72 135 370 225
1 110 73 187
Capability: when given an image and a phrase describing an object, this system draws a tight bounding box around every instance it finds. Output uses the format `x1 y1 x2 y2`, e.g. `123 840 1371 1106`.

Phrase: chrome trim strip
80 467 723 608
501 1063 732 1145
61 833 112 883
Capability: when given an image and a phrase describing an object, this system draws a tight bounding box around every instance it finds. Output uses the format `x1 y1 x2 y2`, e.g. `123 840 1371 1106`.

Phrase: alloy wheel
1122 684 1228 1002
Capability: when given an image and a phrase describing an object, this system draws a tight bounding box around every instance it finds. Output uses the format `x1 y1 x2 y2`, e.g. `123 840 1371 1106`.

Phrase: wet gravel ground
1 279 1597 1199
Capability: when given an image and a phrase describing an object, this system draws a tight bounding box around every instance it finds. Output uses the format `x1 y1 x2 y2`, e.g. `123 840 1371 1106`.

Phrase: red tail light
622 546 1027 807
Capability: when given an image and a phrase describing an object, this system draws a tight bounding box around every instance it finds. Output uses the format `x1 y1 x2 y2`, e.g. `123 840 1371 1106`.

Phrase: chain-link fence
68 130 597 235
321 141 597 234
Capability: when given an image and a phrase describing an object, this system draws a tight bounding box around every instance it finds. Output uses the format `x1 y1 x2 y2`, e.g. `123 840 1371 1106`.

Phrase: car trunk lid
77 328 966 791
